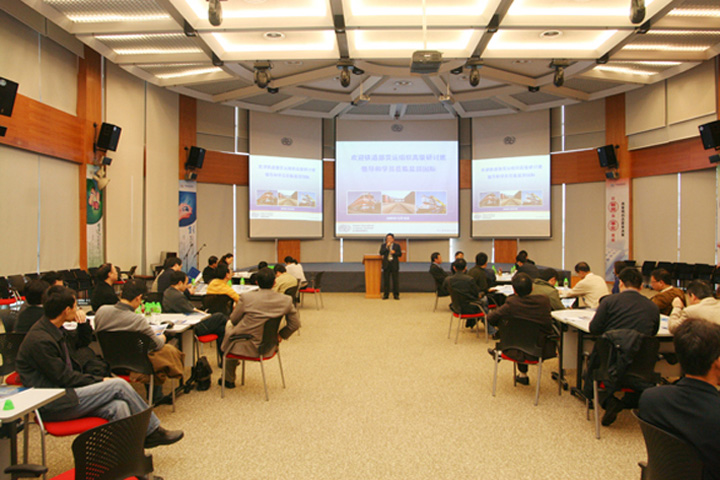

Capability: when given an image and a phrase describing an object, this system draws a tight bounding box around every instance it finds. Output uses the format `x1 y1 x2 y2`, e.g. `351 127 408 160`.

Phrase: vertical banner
86 166 104 267
179 180 198 273
605 178 630 281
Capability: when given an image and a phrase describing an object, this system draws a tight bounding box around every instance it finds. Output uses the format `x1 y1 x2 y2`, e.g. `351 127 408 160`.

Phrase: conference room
1 0 720 478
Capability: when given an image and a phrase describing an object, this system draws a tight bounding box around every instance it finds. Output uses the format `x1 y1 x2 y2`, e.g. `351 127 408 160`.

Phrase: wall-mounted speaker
710 154 720 164
698 120 720 150
597 145 618 168
97 123 122 151
185 146 206 169
0 77 19 117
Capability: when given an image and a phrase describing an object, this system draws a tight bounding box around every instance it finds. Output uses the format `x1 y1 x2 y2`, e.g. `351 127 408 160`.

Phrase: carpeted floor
43 293 648 479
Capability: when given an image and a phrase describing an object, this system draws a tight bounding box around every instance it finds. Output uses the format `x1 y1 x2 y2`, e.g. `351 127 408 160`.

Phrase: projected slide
335 141 458 238
472 155 551 238
249 155 323 239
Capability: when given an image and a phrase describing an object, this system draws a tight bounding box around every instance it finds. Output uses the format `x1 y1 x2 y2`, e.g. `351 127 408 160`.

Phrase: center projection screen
335 141 459 238
248 155 323 239
471 155 551 238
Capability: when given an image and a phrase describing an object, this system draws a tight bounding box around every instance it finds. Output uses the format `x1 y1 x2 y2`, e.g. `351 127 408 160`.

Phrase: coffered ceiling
21 0 720 120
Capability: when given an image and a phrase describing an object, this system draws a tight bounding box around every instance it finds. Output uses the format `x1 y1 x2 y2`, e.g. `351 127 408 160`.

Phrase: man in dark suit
380 233 402 300
444 258 486 329
515 253 540 279
429 252 449 297
639 318 720 480
487 273 556 385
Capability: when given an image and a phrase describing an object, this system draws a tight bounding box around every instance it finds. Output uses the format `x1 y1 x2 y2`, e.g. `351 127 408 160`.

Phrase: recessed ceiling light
512 59 532 64
540 30 563 38
285 60 304 66
394 81 413 86
263 32 285 40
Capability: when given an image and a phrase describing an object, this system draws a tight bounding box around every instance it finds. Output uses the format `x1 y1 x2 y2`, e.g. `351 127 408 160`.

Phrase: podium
362 254 382 299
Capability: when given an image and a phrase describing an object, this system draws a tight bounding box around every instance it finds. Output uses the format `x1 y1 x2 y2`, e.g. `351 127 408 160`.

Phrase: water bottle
492 265 497 273
563 277 569 288
240 277 245 286
510 265 516 274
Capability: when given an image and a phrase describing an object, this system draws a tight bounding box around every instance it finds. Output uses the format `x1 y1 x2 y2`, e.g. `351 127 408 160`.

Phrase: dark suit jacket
516 263 540 279
429 263 449 295
90 281 119 313
380 242 402 271
444 273 481 314
488 294 556 360
640 377 720 480
589 290 659 337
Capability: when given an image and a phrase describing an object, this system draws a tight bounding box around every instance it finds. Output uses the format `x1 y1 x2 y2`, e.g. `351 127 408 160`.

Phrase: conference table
190 283 258 297
0 387 64 480
550 309 673 400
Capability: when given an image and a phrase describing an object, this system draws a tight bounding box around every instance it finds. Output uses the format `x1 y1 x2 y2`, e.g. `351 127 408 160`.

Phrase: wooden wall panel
494 239 517 263
196 150 248 185
460 159 471 189
631 137 712 178
551 149 606 184
178 95 196 178
323 161 334 189
277 240 301 263
0 94 84 163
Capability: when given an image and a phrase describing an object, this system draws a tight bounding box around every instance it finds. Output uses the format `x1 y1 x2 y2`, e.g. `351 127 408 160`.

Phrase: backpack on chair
191 355 213 391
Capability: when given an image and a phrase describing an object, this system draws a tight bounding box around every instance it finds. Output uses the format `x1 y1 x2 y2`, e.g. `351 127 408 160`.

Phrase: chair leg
484 317 489 343
259 358 269 401
454 315 461 344
171 378 176 413
534 362 542 406
433 294 438 312
593 380 601 439
277 350 285 388
148 376 154 406
513 362 517 386
319 291 324 309
447 314 453 339
221 353 226 398
492 351 499 396
314 292 320 310
241 360 246 386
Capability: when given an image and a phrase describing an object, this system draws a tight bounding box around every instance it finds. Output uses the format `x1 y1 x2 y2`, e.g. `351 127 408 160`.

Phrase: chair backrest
258 316 283 357
284 286 298 304
592 333 660 386
0 333 26 376
0 277 12 299
7 275 26 295
633 410 704 480
496 318 547 359
96 331 155 377
312 271 324 289
202 294 233 315
72 408 154 480
0 310 18 333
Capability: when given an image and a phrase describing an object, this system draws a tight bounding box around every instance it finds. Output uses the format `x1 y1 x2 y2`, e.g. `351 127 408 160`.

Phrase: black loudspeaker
185 146 206 169
97 123 122 151
710 154 720 164
0 77 19 117
597 145 618 168
698 120 720 150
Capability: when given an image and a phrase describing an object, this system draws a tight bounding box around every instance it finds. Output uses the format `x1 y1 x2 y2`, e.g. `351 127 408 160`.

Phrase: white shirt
285 263 306 283
564 272 609 309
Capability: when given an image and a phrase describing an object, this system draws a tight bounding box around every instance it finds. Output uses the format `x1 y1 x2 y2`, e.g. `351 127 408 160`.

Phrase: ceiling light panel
342 0 503 27
484 29 628 58
348 29 482 58
92 33 202 55
503 0 676 27
621 30 720 53
169 0 333 29
201 31 338 60
136 63 226 79
43 0 171 23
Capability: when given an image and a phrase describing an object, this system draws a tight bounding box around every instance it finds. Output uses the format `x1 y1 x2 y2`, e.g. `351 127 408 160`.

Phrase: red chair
221 316 285 400
448 309 489 343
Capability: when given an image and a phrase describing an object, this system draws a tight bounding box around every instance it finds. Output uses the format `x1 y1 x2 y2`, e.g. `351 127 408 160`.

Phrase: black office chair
284 285 299 306
71 269 94 301
692 263 714 282
0 333 26 385
587 333 660 439
0 310 18 334
491 318 558 406
221 316 285 400
448 288 489 344
8 408 157 480
202 294 233 316
96 331 177 411
641 261 656 286
299 272 324 310
7 275 27 298
633 410 704 480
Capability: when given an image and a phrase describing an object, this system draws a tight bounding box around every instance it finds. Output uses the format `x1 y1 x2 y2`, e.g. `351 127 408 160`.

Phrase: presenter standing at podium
380 233 402 300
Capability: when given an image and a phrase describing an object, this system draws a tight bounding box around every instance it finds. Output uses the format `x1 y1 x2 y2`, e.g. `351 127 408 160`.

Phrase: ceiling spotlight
450 66 464 75
208 0 223 27
468 66 480 87
528 86 540 93
267 86 279 94
630 0 646 24
254 61 272 89
352 67 364 75
549 59 571 87
339 66 351 88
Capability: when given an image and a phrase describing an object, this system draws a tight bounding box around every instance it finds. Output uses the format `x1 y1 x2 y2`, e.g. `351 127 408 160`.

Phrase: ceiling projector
410 50 442 74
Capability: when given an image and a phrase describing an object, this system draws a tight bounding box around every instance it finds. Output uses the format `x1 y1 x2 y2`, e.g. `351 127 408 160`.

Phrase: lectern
362 254 382 299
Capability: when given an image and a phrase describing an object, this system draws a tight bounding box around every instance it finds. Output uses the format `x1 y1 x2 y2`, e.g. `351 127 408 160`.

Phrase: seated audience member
611 260 626 294
454 251 464 260
272 264 298 294
639 318 720 479
443 258 485 329
156 257 184 296
284 256 307 285
16 285 183 448
15 279 50 333
91 263 120 313
206 264 239 303
247 261 269 286
162 270 227 360
95 280 184 405
514 253 540 279
476 252 496 288
584 267 659 425
429 252 449 297
532 268 565 311
202 255 219 284
40 271 64 287
564 262 609 309
669 279 720 333
221 268 300 388
514 250 536 268
488 273 556 385
220 253 234 268
649 268 685 316
468 254 489 294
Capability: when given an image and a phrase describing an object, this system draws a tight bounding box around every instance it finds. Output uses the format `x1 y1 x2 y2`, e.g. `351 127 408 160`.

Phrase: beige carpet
42 293 648 479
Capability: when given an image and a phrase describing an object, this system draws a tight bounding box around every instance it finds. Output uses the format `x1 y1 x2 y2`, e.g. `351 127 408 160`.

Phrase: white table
191 284 258 296
495 272 513 284
0 388 64 480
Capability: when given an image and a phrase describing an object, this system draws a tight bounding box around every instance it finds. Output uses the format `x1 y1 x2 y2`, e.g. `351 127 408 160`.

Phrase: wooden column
178 95 197 178
278 240 301 263
605 93 632 257
76 47 103 269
